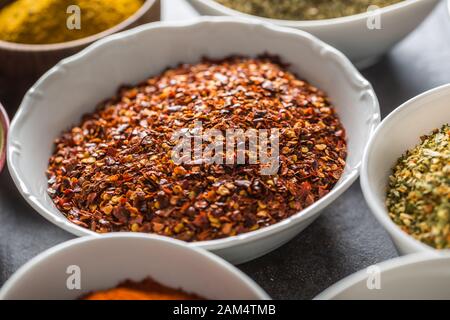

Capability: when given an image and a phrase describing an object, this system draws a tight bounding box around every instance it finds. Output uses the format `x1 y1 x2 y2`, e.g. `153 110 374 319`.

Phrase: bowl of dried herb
0 234 269 300
361 83 450 255
8 17 380 264
187 0 440 68
315 252 450 300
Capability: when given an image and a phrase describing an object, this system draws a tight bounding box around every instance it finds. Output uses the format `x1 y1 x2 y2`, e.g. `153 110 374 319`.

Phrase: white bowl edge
314 251 449 300
0 233 270 300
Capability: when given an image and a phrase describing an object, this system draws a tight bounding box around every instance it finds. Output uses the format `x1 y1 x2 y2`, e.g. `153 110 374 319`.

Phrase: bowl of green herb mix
187 0 440 68
361 83 450 255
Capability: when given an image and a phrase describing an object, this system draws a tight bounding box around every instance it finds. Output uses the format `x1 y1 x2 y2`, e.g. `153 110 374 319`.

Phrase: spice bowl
8 17 379 264
0 0 160 79
187 0 440 68
0 100 8 173
315 252 450 300
0 234 269 300
361 83 450 255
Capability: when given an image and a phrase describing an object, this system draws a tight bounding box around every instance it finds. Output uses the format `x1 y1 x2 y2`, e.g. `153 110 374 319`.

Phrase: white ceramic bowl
361 83 450 255
315 252 450 299
0 234 269 300
7 17 379 264
0 100 9 173
188 0 440 68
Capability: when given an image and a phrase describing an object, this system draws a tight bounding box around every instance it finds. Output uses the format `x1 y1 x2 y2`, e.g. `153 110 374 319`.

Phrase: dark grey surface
0 1 449 300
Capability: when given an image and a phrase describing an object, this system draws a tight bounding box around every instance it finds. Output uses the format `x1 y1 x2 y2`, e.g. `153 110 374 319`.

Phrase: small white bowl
315 252 450 300
0 234 269 300
361 83 450 255
7 17 379 264
187 0 440 68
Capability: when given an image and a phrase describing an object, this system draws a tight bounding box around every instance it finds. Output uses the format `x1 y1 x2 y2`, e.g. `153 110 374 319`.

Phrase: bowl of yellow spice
361 83 450 255
187 0 440 68
0 0 160 78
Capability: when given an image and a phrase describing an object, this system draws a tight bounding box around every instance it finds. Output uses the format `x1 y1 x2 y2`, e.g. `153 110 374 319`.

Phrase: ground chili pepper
47 56 347 241
81 277 204 300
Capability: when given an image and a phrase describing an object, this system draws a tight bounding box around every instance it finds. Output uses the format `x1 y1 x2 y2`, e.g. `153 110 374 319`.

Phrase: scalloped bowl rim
361 83 450 254
0 233 270 300
190 0 427 27
314 251 449 300
7 17 380 252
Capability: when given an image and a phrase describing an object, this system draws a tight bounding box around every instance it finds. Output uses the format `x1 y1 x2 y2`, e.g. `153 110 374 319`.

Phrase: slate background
0 0 449 300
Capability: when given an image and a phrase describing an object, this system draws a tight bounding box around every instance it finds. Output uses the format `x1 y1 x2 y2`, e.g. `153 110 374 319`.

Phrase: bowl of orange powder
0 234 269 300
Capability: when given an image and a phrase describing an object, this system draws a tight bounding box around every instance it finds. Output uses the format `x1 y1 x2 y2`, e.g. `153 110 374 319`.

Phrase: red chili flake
46 56 347 241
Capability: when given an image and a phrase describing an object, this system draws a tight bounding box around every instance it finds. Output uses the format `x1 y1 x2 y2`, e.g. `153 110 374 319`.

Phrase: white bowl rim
190 0 427 27
7 16 380 251
360 83 450 254
0 0 158 52
314 251 450 300
0 233 270 300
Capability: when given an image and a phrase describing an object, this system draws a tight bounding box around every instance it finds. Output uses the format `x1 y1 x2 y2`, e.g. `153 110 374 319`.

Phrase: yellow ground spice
0 0 144 44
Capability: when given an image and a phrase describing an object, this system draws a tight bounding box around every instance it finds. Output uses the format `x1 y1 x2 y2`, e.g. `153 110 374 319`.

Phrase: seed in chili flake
46 56 347 242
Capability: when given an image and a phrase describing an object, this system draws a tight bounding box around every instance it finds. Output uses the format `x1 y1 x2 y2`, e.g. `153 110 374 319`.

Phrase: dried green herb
386 124 450 249
216 0 404 20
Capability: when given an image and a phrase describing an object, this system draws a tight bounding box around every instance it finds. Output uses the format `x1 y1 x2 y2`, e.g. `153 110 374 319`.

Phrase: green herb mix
386 125 450 249
216 0 404 20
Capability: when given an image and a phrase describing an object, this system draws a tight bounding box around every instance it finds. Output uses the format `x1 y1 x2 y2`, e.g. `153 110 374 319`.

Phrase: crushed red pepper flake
46 56 347 242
